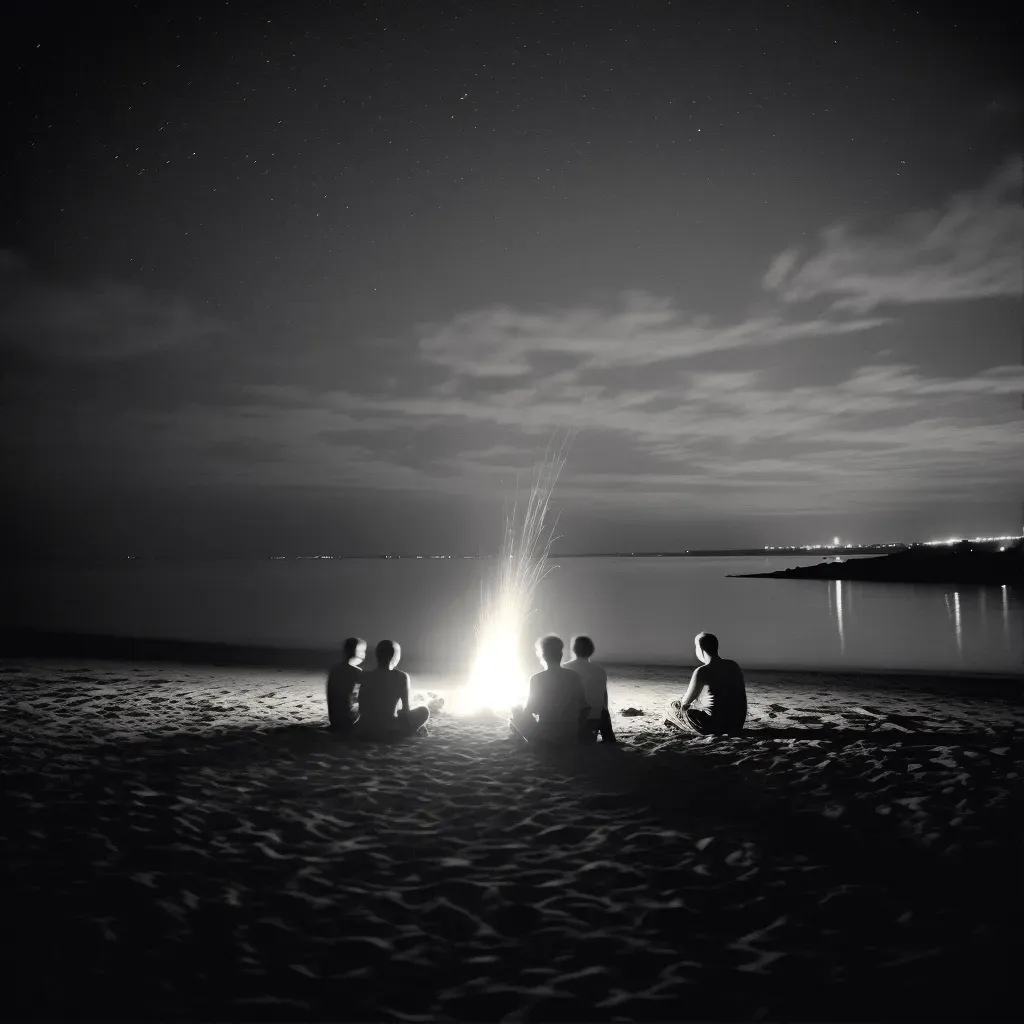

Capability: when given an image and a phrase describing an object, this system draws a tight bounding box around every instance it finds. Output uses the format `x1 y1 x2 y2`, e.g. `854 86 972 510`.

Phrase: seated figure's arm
397 671 411 713
524 674 539 716
679 667 705 710
342 669 359 705
327 666 346 703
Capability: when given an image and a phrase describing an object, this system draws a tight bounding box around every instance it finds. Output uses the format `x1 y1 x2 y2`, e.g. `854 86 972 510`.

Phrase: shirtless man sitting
666 631 747 736
510 634 588 744
353 640 429 740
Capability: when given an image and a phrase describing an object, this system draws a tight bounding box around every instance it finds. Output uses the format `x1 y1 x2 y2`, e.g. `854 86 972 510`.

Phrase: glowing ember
456 435 572 715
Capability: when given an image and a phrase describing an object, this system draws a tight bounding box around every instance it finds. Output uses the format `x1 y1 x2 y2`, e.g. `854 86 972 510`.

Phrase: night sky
2 0 1021 557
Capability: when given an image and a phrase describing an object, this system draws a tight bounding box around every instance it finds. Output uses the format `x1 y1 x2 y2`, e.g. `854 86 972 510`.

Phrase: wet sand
1 659 1020 1021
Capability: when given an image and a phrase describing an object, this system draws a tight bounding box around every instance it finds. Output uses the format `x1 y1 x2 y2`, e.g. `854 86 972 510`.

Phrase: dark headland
731 539 1024 585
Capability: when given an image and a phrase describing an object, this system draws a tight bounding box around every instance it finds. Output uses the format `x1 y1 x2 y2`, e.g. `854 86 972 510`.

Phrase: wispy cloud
0 254 227 361
839 363 1024 397
7 157 1019 528
417 291 887 378
11 352 1018 523
319 363 1023 443
763 155 1024 312
761 248 801 292
168 359 1022 514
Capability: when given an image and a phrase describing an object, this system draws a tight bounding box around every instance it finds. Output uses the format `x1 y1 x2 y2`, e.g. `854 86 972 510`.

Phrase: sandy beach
2 658 1020 1021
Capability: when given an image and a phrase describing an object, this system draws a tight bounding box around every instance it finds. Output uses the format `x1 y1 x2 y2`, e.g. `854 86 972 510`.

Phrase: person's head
536 634 564 667
571 635 595 659
695 631 719 664
375 639 401 669
343 636 367 664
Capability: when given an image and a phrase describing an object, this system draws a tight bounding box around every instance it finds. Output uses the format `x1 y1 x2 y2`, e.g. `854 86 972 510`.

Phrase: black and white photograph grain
1 1 1021 1021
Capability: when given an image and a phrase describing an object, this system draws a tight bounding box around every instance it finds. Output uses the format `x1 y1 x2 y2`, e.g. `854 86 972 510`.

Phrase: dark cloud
0 255 227 361
123 356 1020 522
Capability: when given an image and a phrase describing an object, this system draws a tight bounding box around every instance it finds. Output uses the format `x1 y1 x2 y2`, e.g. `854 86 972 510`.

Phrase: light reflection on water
953 591 963 662
1 556 1021 675
835 580 846 655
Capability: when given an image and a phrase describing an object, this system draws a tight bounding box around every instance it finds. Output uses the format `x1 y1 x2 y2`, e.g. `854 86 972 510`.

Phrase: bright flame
461 606 527 715
456 434 572 716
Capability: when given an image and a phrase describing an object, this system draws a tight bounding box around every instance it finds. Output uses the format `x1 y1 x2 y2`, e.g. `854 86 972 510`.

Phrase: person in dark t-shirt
326 637 365 734
666 632 747 735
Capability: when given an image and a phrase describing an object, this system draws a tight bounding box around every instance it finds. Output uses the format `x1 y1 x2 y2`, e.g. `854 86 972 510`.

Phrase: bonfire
457 434 573 715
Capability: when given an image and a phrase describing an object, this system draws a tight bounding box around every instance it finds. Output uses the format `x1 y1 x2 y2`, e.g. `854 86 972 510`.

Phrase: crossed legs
397 706 430 734
665 699 743 736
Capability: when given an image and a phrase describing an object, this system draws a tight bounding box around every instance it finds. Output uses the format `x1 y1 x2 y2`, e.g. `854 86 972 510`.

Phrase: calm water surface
1 556 1020 675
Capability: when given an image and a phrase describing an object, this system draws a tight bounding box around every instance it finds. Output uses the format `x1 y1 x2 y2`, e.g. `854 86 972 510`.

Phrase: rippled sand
2 660 1020 1021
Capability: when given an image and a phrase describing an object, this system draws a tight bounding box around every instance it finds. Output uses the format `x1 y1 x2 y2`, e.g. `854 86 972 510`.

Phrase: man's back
356 668 407 735
527 667 586 741
695 658 747 726
327 662 361 729
563 658 607 720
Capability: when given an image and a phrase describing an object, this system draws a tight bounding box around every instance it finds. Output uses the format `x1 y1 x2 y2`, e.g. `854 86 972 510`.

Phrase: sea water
1 556 1020 675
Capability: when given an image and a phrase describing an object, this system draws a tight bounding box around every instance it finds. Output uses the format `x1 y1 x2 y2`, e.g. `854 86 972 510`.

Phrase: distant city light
923 534 1021 546
761 531 1020 554
265 531 1020 561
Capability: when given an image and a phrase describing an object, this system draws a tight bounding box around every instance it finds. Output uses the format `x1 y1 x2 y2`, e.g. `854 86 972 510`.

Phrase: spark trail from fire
456 433 574 715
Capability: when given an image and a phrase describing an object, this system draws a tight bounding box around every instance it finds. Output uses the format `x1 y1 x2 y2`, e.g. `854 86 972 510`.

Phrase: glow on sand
455 438 572 716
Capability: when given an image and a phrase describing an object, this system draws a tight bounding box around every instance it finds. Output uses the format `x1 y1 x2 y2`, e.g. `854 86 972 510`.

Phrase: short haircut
536 634 564 663
375 639 400 665
696 631 719 657
571 635 595 657
343 636 365 659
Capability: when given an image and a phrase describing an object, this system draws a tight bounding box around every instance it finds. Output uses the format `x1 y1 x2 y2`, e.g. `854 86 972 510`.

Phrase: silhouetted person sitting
510 635 588 744
354 640 430 741
326 636 365 734
565 635 616 744
667 632 747 736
